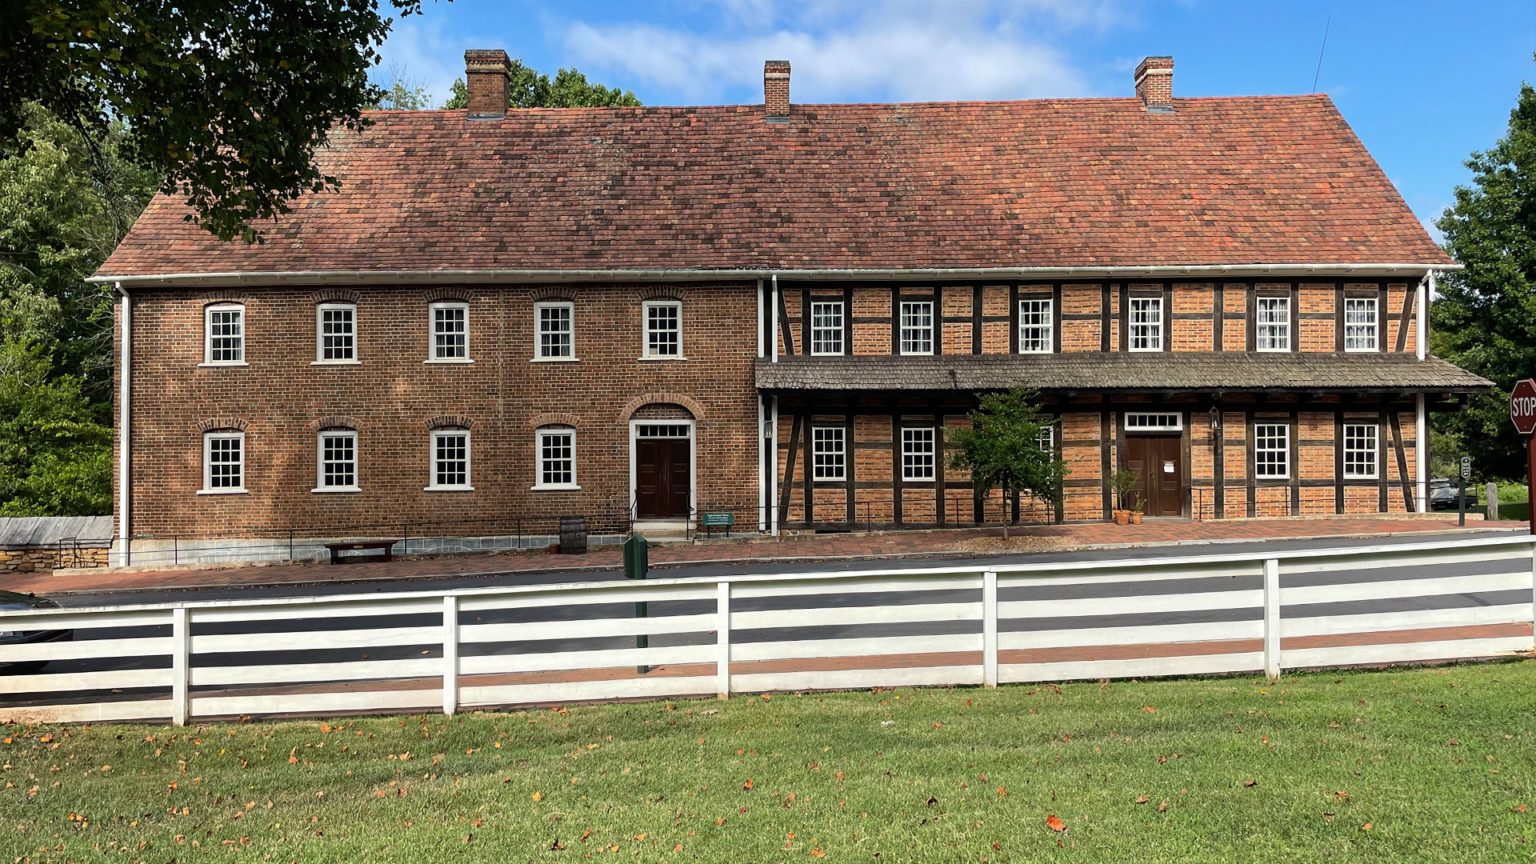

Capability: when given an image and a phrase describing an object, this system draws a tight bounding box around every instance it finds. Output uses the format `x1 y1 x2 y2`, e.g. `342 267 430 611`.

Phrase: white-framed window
1256 296 1290 352
314 303 356 363
1254 422 1290 480
1342 422 1379 480
534 301 575 360
203 304 245 365
201 431 246 493
1035 424 1055 451
901 427 936 481
812 426 846 481
428 429 472 490
315 429 359 492
643 300 682 358
1344 297 1378 352
1122 412 1183 432
1018 297 1053 353
429 301 470 362
534 427 578 490
1128 296 1163 351
900 300 934 355
810 301 844 356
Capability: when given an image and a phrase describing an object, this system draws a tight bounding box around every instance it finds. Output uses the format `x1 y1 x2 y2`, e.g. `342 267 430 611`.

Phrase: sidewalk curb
38 525 1521 597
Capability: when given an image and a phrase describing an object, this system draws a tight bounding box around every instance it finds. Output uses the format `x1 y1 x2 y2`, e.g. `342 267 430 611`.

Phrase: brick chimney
764 60 790 121
1133 56 1174 111
464 49 512 118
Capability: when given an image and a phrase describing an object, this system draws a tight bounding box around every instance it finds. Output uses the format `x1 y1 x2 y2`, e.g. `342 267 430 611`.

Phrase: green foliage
0 289 113 516
948 388 1066 513
1432 82 1536 479
442 59 642 109
1108 470 1138 511
1 0 430 242
369 63 433 111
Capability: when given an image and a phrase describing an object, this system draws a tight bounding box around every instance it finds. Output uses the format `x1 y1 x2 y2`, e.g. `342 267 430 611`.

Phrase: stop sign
1513 378 1536 435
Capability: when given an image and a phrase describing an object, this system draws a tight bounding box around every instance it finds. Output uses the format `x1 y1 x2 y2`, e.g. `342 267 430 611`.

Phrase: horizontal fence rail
1 535 1532 725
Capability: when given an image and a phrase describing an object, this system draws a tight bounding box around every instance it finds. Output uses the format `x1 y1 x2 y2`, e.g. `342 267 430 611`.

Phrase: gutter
115 283 132 567
88 262 1462 288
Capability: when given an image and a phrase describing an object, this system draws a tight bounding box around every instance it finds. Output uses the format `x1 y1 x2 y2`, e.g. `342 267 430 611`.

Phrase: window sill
312 486 362 494
311 359 361 366
638 355 687 362
1342 475 1378 482
531 357 580 364
531 483 582 491
425 358 474 364
1255 347 1291 354
1016 349 1054 355
1343 348 1380 354
898 351 934 357
809 351 846 358
198 361 248 368
424 485 475 492
901 477 937 484
1127 347 1165 353
197 488 248 495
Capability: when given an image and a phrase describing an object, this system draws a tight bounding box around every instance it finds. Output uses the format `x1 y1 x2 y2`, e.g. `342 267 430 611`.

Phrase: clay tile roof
753 353 1491 393
97 95 1451 279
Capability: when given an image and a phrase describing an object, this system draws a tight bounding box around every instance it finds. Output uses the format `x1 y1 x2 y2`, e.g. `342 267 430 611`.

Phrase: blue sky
377 0 1536 241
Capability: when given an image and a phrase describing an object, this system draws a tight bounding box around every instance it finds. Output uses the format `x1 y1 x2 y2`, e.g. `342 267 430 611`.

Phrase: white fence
2 535 1533 726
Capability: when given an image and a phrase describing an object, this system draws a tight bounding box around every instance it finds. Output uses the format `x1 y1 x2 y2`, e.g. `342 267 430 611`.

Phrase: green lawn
3 661 1534 862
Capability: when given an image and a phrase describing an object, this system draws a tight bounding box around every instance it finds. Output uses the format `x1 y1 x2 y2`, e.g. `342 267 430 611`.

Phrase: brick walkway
3 514 1511 596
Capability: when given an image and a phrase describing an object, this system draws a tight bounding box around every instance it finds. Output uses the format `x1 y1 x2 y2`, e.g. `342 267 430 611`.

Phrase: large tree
442 60 641 109
948 388 1066 534
1432 82 1536 479
1 0 428 242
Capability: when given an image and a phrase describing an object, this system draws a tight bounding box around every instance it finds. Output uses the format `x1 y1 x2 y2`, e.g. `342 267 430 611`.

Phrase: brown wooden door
1124 435 1183 517
636 439 690 519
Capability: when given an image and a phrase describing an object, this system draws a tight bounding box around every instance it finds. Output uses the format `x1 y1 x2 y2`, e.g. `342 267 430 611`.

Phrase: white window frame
810 301 844 356
533 301 576 361
1018 297 1053 354
1342 422 1379 480
899 300 934 356
1122 412 1183 432
1254 422 1290 480
642 300 684 359
427 429 473 491
202 303 246 366
200 430 246 494
1128 296 1163 352
1255 296 1291 352
533 427 579 490
1344 296 1378 352
428 301 471 363
901 427 936 482
314 429 360 493
1035 424 1056 451
811 426 846 481
314 302 358 364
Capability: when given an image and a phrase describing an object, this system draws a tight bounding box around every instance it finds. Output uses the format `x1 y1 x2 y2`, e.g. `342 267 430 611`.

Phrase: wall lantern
1208 406 1221 431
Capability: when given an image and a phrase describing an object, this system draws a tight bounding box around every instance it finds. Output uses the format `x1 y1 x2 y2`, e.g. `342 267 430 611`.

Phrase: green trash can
624 535 650 672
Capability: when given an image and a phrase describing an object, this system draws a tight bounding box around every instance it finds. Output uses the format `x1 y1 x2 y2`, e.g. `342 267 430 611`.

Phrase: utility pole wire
1312 12 1331 93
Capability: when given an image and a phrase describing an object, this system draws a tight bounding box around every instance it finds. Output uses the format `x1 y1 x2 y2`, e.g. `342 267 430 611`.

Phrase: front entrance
1124 434 1183 517
634 423 692 519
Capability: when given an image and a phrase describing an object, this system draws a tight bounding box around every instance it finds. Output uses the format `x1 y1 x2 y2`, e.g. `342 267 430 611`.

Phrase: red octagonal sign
1513 378 1536 435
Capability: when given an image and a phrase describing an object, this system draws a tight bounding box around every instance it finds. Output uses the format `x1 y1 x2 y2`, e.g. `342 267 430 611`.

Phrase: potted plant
1109 470 1137 525
1130 500 1144 525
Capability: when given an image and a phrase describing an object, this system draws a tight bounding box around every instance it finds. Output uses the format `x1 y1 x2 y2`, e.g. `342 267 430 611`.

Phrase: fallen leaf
1134 796 1149 804
1046 815 1066 832
1511 805 1528 813
742 779 754 791
1360 823 1373 832
1244 779 1257 788
1143 707 1157 713
532 791 543 802
1158 800 1168 813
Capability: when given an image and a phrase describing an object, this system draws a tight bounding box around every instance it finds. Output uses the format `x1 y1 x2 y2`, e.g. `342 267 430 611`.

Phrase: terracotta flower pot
1114 510 1130 526
1131 512 1144 525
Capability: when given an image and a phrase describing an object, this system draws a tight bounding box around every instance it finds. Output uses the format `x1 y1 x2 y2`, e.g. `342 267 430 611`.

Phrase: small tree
948 388 1067 537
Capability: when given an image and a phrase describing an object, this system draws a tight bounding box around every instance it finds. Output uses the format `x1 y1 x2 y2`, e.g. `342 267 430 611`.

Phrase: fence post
442 595 459 716
982 570 999 688
716 581 731 700
1262 558 1281 680
171 606 190 726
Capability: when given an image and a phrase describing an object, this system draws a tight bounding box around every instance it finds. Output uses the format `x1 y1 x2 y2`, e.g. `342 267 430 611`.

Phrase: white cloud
375 14 473 106
561 0 1128 104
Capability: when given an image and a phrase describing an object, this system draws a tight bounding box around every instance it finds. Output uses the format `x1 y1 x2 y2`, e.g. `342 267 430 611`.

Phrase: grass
3 661 1534 862
1493 482 1531 521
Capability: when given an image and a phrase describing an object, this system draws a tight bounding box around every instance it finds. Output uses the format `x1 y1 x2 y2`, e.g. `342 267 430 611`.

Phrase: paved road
5 529 1528 712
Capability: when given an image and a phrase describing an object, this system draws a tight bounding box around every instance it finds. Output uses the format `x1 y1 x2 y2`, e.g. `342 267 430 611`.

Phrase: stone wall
0 546 109 574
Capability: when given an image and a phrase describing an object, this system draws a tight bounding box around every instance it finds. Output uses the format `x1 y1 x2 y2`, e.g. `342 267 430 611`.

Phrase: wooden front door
636 438 690 519
1124 435 1183 517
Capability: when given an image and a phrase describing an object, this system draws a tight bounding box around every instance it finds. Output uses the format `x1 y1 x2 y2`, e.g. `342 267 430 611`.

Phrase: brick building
94 52 1487 558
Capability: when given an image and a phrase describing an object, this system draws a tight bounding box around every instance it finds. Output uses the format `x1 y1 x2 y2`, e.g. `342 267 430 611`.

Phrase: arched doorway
629 404 696 523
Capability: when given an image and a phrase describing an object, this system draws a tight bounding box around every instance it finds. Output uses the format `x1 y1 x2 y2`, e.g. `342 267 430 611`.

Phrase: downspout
1416 393 1427 513
770 274 779 364
756 278 765 532
769 395 780 536
116 283 132 566
1417 270 1431 361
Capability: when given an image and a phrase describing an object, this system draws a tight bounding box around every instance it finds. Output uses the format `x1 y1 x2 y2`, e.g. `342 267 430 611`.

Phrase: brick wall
121 282 761 538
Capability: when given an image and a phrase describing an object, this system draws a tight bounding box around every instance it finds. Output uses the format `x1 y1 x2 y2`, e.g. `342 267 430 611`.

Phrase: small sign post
1510 378 1536 535
1458 456 1471 527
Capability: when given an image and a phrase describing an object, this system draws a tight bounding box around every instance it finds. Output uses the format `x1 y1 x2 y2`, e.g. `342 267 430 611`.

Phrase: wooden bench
325 539 399 565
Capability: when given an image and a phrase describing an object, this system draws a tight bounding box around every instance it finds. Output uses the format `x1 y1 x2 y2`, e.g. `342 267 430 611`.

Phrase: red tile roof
97 95 1451 279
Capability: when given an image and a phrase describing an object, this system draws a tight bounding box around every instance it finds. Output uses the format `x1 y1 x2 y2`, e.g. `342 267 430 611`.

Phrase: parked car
0 590 71 674
1429 478 1479 511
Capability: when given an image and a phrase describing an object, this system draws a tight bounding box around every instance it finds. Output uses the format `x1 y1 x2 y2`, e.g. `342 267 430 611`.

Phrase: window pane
646 303 681 356
539 431 574 485
1129 298 1162 351
1344 298 1377 351
320 433 356 488
811 302 843 355
434 433 468 486
812 427 846 481
208 308 244 363
434 306 467 359
900 302 933 354
1018 298 1052 353
538 305 573 358
1343 423 1377 479
1254 423 1289 478
207 435 243 489
320 306 355 361
901 427 936 481
1256 297 1289 351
